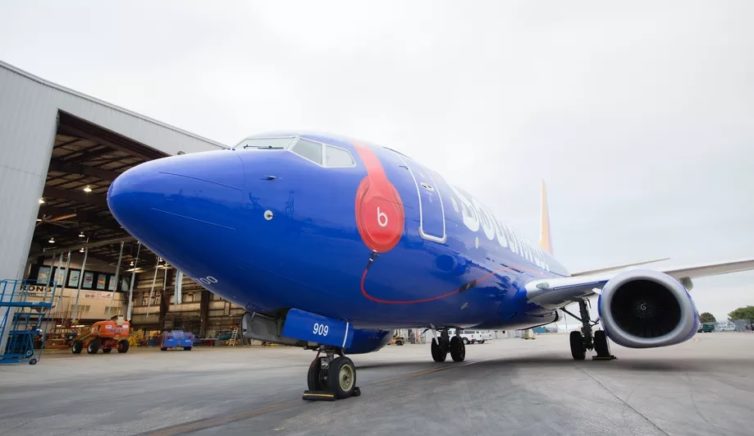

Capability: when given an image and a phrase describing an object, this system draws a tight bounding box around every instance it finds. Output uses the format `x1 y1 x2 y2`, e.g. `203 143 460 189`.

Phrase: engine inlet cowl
598 269 699 348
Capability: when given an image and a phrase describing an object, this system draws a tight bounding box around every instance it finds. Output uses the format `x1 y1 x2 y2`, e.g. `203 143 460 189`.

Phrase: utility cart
72 316 131 354
160 330 194 351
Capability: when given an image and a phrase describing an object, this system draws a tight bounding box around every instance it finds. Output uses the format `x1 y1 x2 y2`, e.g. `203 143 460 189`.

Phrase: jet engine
598 269 699 348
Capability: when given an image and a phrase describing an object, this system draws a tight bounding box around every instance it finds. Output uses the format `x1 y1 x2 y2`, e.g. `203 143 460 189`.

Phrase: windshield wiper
243 145 285 150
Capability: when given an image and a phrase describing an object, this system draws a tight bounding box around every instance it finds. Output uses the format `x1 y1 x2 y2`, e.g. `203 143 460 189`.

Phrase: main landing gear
431 329 466 363
563 300 615 361
304 347 361 401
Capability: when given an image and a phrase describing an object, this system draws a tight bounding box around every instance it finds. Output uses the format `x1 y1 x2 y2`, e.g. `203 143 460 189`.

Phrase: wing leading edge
525 258 754 310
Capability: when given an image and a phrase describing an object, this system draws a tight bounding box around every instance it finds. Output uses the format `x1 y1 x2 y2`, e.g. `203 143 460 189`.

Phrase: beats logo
353 144 404 253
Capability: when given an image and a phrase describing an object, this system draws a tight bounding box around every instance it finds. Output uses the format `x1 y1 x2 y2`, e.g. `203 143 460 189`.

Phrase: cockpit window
291 139 323 165
239 135 356 168
238 137 296 149
324 145 355 168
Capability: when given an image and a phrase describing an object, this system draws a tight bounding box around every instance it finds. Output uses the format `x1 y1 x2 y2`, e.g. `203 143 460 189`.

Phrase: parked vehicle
697 323 715 333
448 329 494 344
72 316 130 354
160 330 194 351
716 321 736 332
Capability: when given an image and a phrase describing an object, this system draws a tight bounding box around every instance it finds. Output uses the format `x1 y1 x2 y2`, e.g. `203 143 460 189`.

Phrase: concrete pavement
1 332 753 435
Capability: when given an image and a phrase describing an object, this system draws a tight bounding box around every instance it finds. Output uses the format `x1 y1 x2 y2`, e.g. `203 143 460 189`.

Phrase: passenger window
291 139 323 165
324 145 354 168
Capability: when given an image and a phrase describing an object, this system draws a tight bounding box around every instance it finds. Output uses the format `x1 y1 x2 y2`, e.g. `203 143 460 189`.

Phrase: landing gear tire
570 331 586 361
450 336 466 362
431 338 448 362
328 356 357 399
307 357 325 391
594 330 611 358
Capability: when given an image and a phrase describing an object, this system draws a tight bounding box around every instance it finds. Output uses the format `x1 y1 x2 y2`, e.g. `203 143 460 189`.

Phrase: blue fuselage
108 133 568 336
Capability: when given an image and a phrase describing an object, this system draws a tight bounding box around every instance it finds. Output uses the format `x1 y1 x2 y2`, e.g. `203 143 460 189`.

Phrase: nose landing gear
563 299 615 361
304 347 361 401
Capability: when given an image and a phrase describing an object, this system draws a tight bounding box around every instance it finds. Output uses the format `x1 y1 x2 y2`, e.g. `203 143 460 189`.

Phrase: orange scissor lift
72 315 130 354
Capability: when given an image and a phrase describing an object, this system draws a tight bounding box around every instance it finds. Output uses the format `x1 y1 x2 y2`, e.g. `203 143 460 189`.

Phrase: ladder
0 279 55 365
226 327 239 346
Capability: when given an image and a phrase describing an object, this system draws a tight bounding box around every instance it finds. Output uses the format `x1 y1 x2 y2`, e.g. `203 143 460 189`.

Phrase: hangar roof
0 60 226 150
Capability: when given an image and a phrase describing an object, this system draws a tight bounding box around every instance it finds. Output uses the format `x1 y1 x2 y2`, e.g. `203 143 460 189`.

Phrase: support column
158 270 172 331
199 290 210 338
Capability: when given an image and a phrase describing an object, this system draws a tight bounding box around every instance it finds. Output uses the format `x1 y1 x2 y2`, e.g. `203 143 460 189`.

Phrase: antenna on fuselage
539 180 553 255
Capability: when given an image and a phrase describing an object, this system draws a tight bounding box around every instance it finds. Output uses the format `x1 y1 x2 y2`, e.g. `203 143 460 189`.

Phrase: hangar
0 61 246 352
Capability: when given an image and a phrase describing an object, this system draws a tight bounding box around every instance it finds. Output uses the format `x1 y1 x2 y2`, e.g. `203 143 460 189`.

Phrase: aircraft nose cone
108 150 246 257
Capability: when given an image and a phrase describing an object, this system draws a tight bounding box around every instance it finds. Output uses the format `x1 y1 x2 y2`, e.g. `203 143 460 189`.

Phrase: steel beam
58 112 167 161
48 158 121 181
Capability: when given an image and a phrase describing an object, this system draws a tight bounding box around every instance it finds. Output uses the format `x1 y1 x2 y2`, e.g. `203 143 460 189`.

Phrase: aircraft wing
525 258 754 310
662 259 754 279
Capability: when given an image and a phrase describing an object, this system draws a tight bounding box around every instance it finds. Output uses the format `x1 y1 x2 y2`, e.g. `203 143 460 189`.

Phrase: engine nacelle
598 269 699 348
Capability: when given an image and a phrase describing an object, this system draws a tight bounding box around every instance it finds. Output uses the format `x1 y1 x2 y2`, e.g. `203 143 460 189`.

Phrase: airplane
107 133 754 399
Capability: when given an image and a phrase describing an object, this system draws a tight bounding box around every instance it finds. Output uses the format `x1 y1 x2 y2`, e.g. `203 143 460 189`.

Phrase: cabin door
399 158 447 243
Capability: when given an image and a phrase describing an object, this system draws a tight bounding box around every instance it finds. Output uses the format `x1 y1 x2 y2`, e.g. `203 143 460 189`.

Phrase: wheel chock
302 386 361 401
302 391 336 401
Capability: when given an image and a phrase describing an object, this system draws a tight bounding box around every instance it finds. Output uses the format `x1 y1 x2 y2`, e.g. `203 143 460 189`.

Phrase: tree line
699 306 754 329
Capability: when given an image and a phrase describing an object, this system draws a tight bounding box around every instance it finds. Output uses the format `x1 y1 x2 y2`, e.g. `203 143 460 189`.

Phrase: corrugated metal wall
0 61 227 283
0 66 59 284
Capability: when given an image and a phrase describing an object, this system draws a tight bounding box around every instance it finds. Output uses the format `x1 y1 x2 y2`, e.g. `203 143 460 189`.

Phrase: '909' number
198 276 218 286
312 322 329 336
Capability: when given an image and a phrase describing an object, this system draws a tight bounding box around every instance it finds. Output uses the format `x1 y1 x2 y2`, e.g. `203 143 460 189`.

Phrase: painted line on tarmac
141 359 485 435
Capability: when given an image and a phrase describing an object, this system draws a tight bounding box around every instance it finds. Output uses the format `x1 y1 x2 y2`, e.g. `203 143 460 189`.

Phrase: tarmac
1 332 753 435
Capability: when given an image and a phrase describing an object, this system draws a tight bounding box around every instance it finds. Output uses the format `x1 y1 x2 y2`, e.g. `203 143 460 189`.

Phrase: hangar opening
0 61 244 355
26 112 245 346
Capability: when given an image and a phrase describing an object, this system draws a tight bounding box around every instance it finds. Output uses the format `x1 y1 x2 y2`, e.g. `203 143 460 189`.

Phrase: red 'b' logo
353 145 404 253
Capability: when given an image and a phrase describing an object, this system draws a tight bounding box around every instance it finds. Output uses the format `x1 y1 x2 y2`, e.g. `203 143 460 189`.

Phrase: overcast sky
1 1 752 321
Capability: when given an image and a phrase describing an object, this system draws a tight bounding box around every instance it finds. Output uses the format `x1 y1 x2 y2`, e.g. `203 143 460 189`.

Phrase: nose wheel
304 348 361 401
